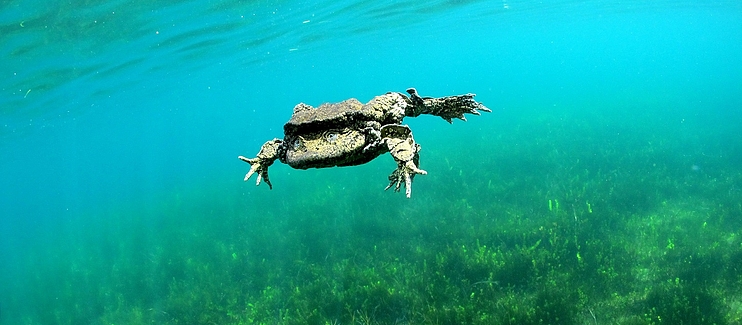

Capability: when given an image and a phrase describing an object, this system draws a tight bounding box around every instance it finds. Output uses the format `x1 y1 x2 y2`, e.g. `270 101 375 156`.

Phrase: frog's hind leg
404 88 491 123
381 124 427 198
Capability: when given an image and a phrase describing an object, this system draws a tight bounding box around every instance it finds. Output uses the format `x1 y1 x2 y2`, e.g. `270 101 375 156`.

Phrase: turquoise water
2 0 742 324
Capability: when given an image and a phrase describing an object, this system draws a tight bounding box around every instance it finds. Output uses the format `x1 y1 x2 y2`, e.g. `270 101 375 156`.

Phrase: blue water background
1 0 741 323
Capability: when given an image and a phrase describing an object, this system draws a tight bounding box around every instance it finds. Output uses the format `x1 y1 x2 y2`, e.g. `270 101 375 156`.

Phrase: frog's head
281 99 384 169
283 128 368 169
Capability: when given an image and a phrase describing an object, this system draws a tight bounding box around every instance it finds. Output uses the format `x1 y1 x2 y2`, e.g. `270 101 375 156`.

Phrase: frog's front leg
238 139 283 189
381 125 427 198
405 88 491 123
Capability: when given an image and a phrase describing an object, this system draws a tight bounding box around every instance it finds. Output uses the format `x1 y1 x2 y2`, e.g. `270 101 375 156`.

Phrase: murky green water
1 1 741 324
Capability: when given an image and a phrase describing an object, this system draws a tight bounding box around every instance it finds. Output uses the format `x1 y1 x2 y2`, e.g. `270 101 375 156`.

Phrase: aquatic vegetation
10 108 742 325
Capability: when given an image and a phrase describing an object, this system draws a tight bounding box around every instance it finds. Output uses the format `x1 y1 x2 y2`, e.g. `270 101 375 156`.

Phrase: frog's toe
405 160 427 176
257 169 273 189
385 161 426 198
239 156 273 189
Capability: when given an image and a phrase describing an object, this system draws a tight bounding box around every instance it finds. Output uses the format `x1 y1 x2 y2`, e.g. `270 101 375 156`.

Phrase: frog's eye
291 138 302 150
326 132 338 143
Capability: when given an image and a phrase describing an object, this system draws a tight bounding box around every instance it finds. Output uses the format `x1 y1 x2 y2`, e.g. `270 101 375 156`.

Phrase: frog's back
284 98 384 135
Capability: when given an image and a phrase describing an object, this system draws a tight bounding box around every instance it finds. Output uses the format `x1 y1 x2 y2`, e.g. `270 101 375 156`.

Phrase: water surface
1 1 741 324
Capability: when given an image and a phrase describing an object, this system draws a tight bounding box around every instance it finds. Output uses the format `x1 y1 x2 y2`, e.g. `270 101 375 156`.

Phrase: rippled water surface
2 0 742 324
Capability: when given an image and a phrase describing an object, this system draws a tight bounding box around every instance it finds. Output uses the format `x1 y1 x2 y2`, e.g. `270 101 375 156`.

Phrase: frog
238 88 490 198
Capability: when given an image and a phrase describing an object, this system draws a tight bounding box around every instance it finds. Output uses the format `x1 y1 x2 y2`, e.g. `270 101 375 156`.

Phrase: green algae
14 108 742 325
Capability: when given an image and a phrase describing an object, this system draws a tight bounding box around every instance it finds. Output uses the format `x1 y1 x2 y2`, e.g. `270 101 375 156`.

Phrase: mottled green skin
239 88 490 197
282 93 408 169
